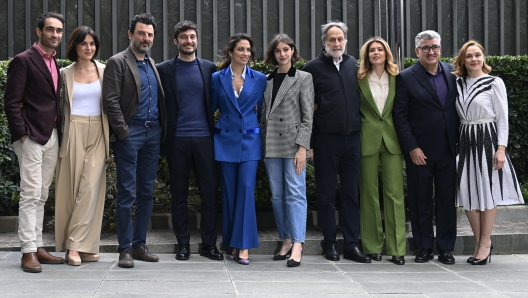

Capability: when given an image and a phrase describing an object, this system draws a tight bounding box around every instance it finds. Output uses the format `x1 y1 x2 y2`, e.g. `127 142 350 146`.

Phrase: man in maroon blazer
4 12 66 273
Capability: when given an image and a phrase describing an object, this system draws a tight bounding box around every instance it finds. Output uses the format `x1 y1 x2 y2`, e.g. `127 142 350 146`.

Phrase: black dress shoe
390 256 405 265
321 242 340 261
200 245 223 260
175 244 190 261
414 248 433 263
467 256 475 263
287 255 302 267
438 250 455 264
343 247 372 263
273 246 292 261
367 253 382 261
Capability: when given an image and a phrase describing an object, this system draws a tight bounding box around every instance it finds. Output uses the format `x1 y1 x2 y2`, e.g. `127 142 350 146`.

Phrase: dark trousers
113 124 161 252
405 142 457 251
167 136 218 246
313 132 361 251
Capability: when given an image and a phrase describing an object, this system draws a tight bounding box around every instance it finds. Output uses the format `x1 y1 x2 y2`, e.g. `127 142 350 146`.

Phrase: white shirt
230 65 246 98
333 56 343 71
71 80 102 116
368 71 389 114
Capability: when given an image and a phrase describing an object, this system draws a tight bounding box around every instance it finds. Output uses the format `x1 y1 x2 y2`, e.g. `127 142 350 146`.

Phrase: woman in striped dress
452 40 524 265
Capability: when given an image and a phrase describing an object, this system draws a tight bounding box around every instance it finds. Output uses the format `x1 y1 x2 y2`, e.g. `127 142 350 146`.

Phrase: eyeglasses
418 45 441 53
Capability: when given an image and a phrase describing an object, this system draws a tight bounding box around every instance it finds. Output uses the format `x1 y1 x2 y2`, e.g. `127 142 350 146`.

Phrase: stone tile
458 270 528 281
359 281 492 294
426 293 511 298
0 270 108 280
3 294 94 298
104 269 231 281
97 281 235 295
336 261 444 273
233 281 369 296
482 281 528 292
109 261 226 271
372 295 428 298
229 271 351 282
0 279 101 293
348 272 458 282
95 295 235 298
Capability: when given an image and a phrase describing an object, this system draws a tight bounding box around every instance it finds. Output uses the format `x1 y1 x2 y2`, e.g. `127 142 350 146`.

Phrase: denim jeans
112 124 161 252
264 158 307 243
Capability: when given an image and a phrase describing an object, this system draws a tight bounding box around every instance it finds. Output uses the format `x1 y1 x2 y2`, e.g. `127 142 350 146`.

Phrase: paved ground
1 251 527 297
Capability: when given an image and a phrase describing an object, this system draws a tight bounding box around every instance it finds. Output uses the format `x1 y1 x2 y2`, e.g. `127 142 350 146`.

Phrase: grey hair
321 21 348 44
415 30 441 48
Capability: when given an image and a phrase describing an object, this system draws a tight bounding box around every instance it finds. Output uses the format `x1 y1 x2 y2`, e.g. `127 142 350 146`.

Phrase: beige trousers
12 129 59 253
54 115 106 253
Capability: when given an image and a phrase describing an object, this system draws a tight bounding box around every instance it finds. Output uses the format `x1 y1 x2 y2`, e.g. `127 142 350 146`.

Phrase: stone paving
1 251 528 297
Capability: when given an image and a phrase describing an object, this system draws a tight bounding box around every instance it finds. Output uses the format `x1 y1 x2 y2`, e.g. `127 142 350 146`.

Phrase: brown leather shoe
132 246 159 262
36 247 65 264
118 249 134 268
21 252 42 273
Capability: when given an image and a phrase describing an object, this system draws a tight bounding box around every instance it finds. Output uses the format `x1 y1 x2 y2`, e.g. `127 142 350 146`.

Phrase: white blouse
368 71 389 114
71 80 102 116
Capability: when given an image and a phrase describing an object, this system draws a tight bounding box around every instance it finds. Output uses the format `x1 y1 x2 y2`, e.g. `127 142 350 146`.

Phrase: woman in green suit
357 37 406 265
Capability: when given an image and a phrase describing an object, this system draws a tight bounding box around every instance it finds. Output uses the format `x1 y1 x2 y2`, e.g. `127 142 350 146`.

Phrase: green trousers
359 141 407 256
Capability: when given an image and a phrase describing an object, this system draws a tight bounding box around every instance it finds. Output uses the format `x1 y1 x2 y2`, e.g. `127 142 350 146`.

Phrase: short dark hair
174 20 198 39
219 33 256 70
37 12 65 31
263 34 302 66
66 26 100 62
129 13 157 34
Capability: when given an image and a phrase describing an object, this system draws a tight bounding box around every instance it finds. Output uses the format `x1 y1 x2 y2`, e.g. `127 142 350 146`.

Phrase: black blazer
393 61 459 160
157 56 217 157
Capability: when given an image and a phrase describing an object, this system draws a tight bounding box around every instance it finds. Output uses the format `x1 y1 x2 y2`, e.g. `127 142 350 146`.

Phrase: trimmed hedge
1 57 527 226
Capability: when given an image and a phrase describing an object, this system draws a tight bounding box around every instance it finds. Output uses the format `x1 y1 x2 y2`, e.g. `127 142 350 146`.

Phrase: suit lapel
412 63 441 106
219 68 241 113
238 69 257 108
358 77 381 117
441 62 456 107
28 47 55 90
124 47 142 98
269 73 297 115
63 63 75 110
382 75 396 116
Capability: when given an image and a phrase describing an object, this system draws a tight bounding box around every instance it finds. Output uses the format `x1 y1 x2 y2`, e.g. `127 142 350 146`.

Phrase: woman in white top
453 40 524 265
54 26 109 266
357 37 406 265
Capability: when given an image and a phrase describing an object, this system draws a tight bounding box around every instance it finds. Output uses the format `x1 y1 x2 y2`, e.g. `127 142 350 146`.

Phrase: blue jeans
264 158 307 243
112 124 161 252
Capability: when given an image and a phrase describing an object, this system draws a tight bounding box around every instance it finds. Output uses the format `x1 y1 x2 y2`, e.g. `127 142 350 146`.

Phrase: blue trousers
112 124 161 252
219 161 259 249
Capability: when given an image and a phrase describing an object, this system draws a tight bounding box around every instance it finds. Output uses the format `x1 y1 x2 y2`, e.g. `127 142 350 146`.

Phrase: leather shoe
21 252 42 273
200 245 223 260
132 246 159 262
79 252 99 262
343 247 372 263
118 249 134 268
273 246 292 261
175 244 190 260
321 242 340 261
390 256 405 265
414 248 434 263
438 250 455 264
367 253 382 261
36 247 64 264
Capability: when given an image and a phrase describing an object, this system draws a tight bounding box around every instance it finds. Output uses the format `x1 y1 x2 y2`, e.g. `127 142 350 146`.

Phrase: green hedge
1 57 527 227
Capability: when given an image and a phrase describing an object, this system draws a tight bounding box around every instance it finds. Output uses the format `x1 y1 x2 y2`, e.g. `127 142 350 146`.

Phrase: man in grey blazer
102 13 167 268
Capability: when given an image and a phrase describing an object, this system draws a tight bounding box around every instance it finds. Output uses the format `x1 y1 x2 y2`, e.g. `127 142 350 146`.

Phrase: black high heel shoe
471 244 493 265
466 257 475 263
273 246 292 261
287 253 302 267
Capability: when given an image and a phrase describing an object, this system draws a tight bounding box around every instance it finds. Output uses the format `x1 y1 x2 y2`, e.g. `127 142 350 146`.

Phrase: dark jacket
393 61 459 160
4 46 61 145
156 56 217 157
302 49 361 135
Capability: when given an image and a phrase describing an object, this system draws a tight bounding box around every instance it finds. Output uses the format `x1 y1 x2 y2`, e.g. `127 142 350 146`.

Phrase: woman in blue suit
212 33 267 265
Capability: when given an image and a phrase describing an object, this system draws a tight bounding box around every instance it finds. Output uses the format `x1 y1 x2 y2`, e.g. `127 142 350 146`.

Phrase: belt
214 127 261 134
128 119 159 127
460 118 495 125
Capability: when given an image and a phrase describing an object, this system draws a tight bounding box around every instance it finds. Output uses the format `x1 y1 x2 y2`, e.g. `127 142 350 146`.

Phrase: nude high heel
66 250 81 266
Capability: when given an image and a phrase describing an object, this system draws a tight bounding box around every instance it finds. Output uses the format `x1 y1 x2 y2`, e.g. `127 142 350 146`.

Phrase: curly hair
357 37 399 80
218 33 256 70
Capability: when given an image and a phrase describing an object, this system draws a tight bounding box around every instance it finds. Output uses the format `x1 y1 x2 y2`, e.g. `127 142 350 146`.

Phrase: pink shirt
33 43 58 92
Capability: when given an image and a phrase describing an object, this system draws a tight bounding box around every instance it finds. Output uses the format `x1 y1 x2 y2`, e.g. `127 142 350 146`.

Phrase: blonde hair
357 37 399 80
452 40 492 77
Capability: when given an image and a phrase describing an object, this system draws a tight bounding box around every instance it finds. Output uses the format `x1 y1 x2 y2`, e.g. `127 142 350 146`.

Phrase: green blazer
358 75 402 156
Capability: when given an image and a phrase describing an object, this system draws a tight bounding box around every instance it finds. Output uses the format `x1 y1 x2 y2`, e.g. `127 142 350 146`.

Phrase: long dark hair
263 34 302 66
66 26 100 62
218 33 256 70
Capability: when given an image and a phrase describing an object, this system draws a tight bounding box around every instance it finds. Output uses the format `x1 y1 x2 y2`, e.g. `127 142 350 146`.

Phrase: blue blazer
211 66 267 162
393 61 459 160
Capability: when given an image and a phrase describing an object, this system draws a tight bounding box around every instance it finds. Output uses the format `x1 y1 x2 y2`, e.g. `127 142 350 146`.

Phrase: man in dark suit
393 30 458 264
157 20 223 261
4 11 66 272
102 13 167 268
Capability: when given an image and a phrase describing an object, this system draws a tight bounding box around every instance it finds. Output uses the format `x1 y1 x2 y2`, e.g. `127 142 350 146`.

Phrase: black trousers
313 132 361 251
405 142 457 251
167 136 219 246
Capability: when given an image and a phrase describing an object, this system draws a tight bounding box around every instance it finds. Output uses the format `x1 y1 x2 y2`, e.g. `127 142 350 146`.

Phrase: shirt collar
368 71 389 82
230 65 246 80
33 42 56 58
419 61 442 76
135 53 150 63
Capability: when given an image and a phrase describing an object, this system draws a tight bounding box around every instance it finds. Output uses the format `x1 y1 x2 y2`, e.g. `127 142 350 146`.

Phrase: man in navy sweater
157 20 223 261
303 21 371 263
